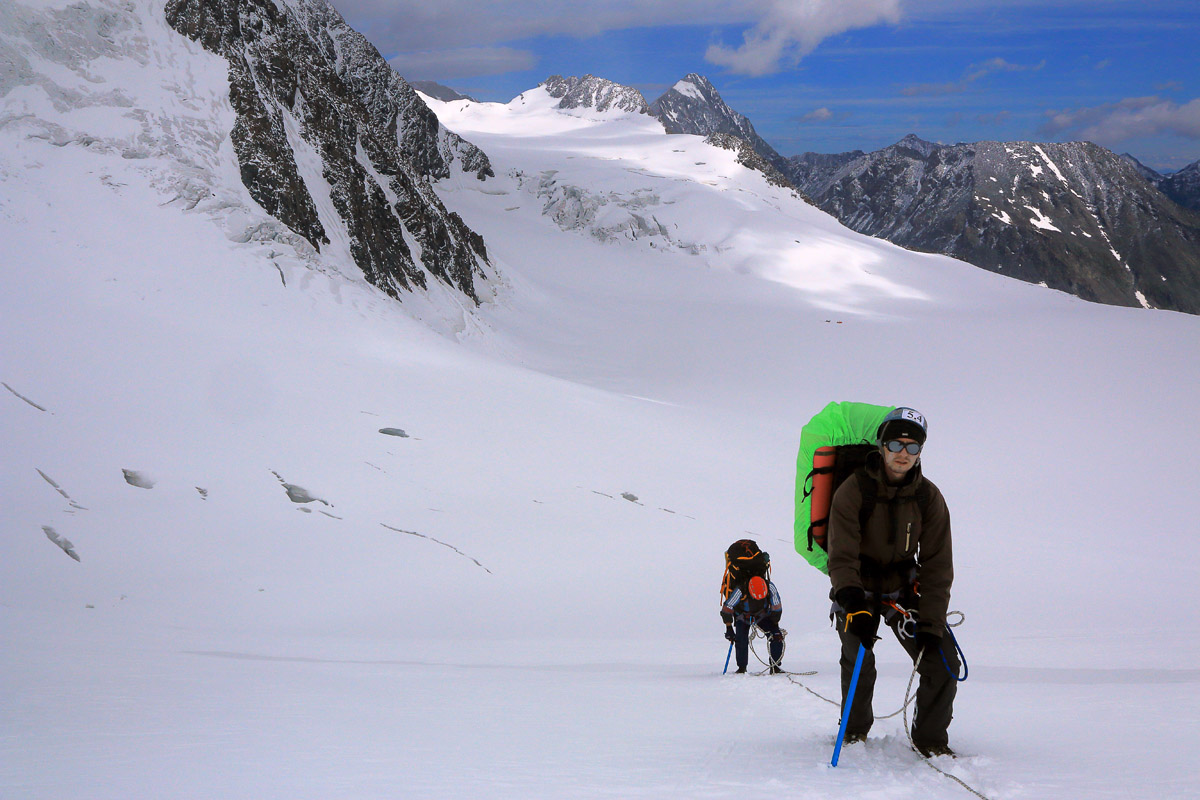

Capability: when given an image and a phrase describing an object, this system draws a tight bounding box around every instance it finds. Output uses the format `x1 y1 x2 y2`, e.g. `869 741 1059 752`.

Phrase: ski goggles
884 440 922 455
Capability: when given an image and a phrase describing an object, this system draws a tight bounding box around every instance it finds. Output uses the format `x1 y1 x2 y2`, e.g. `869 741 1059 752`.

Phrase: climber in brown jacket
827 407 960 758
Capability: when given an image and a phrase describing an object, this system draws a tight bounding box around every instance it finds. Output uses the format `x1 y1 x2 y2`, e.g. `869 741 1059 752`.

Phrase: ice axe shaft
831 643 866 766
723 640 733 674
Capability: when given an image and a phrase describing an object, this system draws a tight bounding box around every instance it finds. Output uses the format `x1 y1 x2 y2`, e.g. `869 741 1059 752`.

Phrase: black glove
845 611 876 647
914 630 942 659
835 587 876 648
724 625 736 643
835 586 867 614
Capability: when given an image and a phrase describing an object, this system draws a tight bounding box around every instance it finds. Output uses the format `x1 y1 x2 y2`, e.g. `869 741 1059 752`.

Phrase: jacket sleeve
827 477 865 595
720 587 742 624
755 581 782 626
916 485 953 634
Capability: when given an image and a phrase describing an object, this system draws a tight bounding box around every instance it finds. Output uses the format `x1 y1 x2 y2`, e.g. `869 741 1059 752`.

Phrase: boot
914 743 956 758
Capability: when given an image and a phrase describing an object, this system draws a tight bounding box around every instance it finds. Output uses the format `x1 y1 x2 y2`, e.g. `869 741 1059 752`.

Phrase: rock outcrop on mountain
1119 153 1164 188
649 74 793 182
543 75 650 114
1161 160 1200 212
165 0 491 301
408 80 477 103
786 136 1200 313
1118 155 1200 212
703 133 795 192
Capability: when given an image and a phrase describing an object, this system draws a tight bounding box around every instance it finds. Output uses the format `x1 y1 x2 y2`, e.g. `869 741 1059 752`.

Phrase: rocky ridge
787 136 1200 313
543 74 650 114
703 133 796 192
165 0 492 301
408 80 477 104
1160 160 1200 212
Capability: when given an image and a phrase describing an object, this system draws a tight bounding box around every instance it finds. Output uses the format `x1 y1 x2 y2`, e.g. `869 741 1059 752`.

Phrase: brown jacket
827 450 953 634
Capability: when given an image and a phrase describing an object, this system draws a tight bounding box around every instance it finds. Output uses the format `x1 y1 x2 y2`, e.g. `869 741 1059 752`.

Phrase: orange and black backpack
721 539 770 600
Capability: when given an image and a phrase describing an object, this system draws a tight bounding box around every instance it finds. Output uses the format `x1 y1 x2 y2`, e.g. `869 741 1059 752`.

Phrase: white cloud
799 107 835 123
339 1 904 81
964 57 1044 82
902 57 1044 97
704 0 903 76
1042 97 1200 144
337 1 746 53
388 46 537 81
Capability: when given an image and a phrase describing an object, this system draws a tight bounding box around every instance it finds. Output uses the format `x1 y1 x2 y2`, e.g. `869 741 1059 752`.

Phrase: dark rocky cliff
165 0 491 301
787 136 1200 313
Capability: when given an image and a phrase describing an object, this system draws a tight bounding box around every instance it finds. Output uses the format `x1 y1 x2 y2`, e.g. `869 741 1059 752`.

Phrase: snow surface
1033 145 1069 185
1023 205 1062 233
4 4 1200 798
672 79 705 102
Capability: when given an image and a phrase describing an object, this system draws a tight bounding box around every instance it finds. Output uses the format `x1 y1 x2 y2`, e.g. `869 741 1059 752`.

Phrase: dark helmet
876 407 928 446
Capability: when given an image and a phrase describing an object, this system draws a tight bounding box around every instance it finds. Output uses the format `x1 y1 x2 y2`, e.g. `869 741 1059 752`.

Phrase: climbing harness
882 600 918 640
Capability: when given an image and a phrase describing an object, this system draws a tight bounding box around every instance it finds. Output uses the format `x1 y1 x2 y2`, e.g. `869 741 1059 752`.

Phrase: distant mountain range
418 70 1200 313
1120 154 1200 212
637 74 1200 312
786 136 1200 312
18 0 1198 319
631 74 1200 314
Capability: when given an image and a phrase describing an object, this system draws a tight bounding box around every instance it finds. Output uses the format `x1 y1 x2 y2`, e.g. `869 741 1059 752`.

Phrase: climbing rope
784 670 914 718
902 627 991 800
748 624 817 676
785 610 994 800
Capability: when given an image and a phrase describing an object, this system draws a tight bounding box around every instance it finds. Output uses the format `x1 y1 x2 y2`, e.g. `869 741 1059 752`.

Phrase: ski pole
831 643 866 767
723 640 733 674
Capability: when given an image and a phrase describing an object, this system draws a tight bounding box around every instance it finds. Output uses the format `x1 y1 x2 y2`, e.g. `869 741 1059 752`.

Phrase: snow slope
4 7 1200 798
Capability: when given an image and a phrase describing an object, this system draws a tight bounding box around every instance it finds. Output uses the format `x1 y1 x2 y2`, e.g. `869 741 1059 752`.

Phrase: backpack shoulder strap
915 480 933 515
855 467 877 533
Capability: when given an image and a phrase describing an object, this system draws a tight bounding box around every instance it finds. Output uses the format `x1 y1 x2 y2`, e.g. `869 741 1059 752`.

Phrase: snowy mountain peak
895 133 940 157
670 73 717 102
650 73 740 135
542 74 650 114
648 73 792 183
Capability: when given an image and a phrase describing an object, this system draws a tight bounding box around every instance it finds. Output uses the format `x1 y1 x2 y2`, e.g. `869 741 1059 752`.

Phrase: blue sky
341 1 1200 170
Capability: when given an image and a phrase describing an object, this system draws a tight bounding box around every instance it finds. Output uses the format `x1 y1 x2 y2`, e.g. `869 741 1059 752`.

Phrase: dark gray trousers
837 617 959 748
733 616 783 669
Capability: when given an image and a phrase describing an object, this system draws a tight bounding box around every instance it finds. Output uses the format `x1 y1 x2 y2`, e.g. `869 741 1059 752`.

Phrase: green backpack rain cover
793 401 894 574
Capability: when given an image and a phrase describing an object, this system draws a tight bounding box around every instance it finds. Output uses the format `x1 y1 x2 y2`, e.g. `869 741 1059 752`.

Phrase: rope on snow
785 610 994 800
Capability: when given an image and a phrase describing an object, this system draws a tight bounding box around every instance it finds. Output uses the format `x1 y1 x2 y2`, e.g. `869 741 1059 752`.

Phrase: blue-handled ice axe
831 643 866 766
